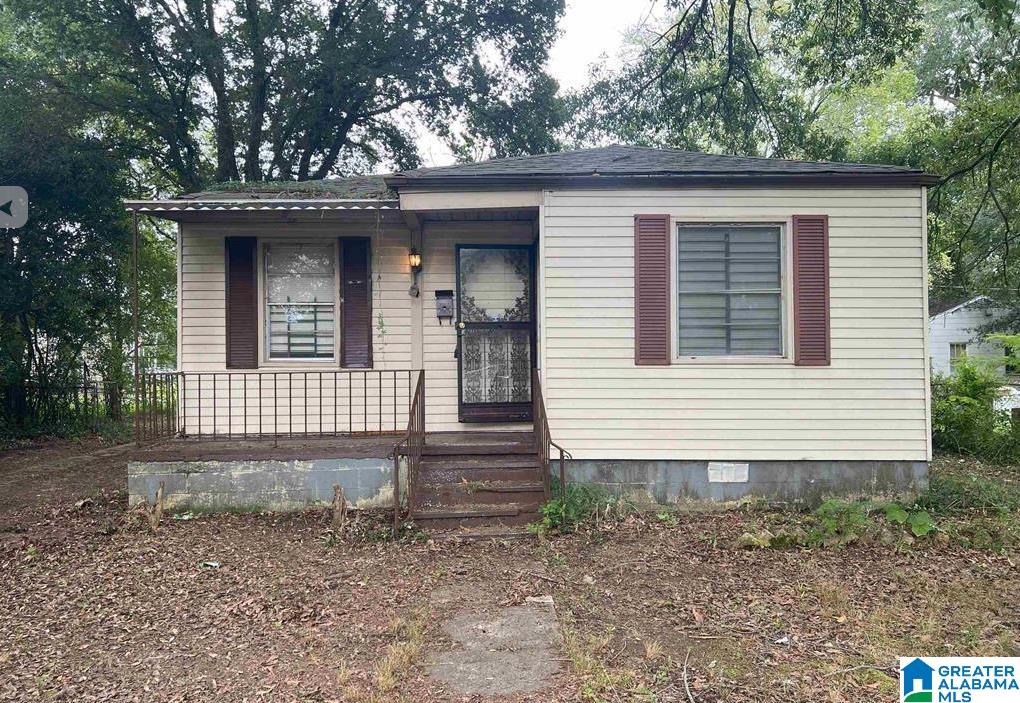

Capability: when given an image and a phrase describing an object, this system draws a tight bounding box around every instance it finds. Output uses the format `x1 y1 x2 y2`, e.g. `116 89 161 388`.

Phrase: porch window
265 243 336 359
676 224 784 357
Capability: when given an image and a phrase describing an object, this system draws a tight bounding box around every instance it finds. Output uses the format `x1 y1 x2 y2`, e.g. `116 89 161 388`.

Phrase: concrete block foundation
128 457 398 512
565 459 929 506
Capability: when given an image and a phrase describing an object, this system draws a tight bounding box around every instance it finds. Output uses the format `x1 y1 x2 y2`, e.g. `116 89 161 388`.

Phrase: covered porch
125 185 567 529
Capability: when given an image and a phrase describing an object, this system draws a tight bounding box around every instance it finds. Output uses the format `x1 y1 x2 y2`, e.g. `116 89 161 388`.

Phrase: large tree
572 0 923 156
3 0 565 191
0 15 177 391
0 72 130 387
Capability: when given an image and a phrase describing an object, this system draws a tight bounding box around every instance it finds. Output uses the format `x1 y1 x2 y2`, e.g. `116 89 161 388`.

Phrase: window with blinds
265 243 336 359
677 224 784 357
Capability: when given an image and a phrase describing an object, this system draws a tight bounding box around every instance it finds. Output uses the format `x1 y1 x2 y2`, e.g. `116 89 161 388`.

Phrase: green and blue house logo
902 658 935 702
899 657 1020 702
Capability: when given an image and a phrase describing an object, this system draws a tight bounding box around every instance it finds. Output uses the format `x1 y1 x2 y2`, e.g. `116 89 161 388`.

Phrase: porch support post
132 211 141 445
403 211 424 371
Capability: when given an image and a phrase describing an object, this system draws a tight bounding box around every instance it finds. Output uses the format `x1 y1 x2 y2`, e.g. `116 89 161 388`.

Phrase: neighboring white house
928 296 1005 376
929 295 1020 413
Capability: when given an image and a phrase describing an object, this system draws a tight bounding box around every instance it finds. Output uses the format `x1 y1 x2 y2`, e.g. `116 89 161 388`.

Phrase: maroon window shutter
225 236 258 369
792 215 830 366
340 237 373 368
634 214 671 365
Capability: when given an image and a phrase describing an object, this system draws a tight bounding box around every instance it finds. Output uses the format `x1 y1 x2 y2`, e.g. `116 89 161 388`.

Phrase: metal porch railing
135 369 421 441
532 369 572 501
392 370 425 532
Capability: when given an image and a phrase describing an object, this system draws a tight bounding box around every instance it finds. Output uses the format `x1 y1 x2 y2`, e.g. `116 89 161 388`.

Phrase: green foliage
735 498 939 549
807 500 875 547
446 72 569 162
530 482 631 535
737 455 1020 552
1 0 566 187
915 461 1020 549
917 470 1020 515
0 64 129 387
573 0 922 156
0 21 176 441
931 357 1020 461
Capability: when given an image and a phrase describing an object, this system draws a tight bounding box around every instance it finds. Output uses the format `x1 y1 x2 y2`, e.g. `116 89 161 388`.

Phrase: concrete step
415 481 545 509
421 454 542 470
417 465 543 484
409 504 540 529
422 442 536 456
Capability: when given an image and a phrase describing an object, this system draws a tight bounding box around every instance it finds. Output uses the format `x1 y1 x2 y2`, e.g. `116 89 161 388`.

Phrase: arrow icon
0 187 28 227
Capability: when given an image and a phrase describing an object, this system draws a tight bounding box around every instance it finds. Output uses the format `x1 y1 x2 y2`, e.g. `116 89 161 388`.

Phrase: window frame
671 219 794 365
257 239 341 367
949 342 967 371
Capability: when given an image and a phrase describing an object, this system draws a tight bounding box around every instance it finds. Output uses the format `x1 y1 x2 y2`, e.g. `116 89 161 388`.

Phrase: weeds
341 612 428 702
734 457 1018 551
530 481 634 535
322 512 428 547
561 628 649 701
916 470 1020 515
374 614 426 693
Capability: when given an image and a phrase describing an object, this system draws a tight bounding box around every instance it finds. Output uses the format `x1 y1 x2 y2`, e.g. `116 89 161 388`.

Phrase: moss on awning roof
182 174 397 200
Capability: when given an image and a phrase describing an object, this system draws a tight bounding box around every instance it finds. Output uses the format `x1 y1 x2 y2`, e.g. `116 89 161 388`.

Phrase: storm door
455 245 535 422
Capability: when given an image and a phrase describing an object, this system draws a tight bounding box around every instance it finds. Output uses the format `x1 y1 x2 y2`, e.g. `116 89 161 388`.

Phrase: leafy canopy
2 0 565 191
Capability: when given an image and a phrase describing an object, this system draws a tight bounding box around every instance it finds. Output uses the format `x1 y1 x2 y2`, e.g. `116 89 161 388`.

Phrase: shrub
931 357 1020 462
808 499 874 546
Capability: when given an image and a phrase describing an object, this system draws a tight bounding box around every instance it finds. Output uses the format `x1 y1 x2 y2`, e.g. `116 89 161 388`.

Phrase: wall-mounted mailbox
435 289 455 324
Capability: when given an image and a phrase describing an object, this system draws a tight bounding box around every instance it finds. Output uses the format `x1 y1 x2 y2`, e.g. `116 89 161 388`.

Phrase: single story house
126 145 937 524
929 295 1006 375
929 295 1020 413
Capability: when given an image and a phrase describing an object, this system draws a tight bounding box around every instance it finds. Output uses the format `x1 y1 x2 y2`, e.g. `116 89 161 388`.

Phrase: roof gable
929 295 992 319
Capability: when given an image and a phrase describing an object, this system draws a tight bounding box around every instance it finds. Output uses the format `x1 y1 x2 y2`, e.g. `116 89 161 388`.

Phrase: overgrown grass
735 456 1020 552
0 415 132 449
529 481 635 535
917 468 1020 515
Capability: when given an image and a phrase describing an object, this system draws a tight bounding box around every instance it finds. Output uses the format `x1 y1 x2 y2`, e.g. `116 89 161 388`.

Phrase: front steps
408 432 547 531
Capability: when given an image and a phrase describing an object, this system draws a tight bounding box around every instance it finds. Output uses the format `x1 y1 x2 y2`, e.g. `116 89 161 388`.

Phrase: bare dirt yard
0 442 1017 702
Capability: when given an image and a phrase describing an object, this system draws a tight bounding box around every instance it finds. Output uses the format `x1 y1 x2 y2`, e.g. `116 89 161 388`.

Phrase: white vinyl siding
539 187 930 461
177 218 414 435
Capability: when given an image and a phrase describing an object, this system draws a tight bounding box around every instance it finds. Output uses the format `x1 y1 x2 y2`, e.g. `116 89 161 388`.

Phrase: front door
456 244 535 423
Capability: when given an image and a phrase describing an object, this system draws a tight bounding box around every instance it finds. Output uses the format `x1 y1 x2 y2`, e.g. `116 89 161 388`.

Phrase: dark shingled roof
929 295 992 317
181 174 397 201
163 145 935 204
386 144 937 187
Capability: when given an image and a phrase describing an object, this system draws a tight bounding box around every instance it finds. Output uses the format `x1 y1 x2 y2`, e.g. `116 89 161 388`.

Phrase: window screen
265 244 336 359
677 225 783 356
